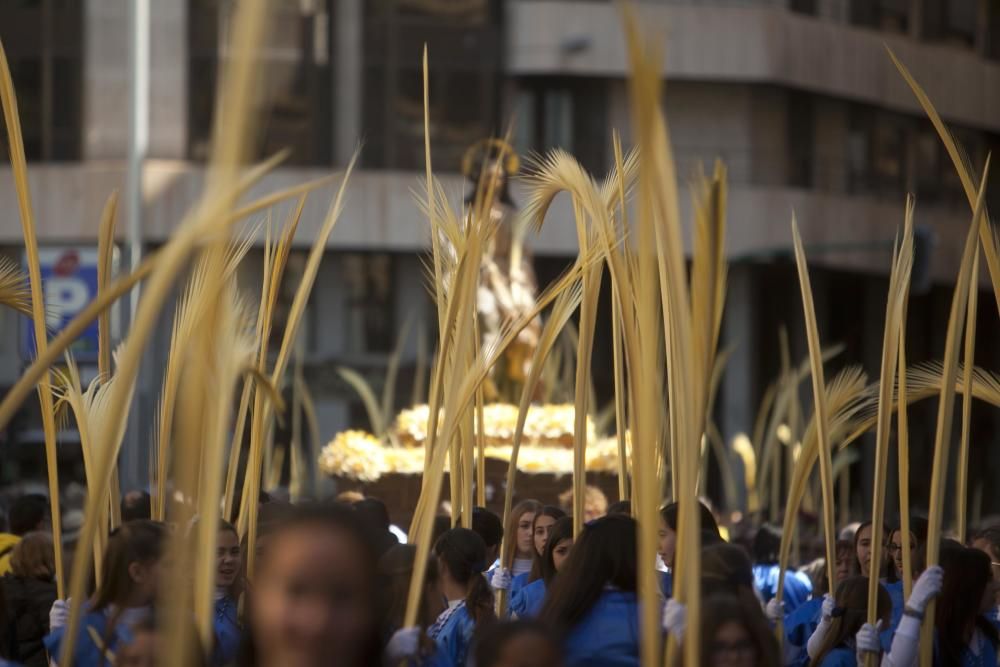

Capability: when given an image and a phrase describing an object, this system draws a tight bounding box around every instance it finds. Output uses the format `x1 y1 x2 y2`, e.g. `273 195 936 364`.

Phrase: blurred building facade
1 0 1000 514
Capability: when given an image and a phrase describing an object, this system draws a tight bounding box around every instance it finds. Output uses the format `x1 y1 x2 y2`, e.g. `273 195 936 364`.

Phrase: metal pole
123 0 149 491
127 0 149 310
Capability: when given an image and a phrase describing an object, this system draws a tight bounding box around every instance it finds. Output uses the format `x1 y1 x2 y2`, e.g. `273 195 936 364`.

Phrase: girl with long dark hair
810 576 891 666
783 539 853 667
657 500 722 598
44 520 168 667
379 544 443 664
540 514 643 666
932 545 998 666
426 527 495 666
510 516 573 619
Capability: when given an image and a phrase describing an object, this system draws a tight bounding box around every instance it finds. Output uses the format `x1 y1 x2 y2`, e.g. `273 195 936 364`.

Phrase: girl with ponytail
45 520 168 666
426 527 495 666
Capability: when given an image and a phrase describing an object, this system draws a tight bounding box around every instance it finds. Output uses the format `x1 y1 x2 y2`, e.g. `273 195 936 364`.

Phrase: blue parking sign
21 247 101 362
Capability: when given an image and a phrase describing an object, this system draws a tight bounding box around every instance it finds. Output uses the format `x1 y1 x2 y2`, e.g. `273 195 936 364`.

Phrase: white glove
807 595 835 659
384 626 421 661
490 567 512 591
765 598 785 623
855 620 883 663
821 593 835 620
907 565 943 613
49 598 70 631
662 599 686 642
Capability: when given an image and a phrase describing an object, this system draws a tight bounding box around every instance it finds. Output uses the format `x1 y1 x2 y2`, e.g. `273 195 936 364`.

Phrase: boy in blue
211 521 242 666
44 520 167 667
539 514 649 667
750 524 812 613
426 527 496 667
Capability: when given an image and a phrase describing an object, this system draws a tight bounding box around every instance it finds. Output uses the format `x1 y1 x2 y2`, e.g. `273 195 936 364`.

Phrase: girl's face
533 515 558 556
250 525 375 667
658 518 677 569
709 621 756 667
551 538 573 573
888 530 915 578
517 512 536 556
835 550 852 585
217 529 242 590
128 557 166 606
856 525 873 576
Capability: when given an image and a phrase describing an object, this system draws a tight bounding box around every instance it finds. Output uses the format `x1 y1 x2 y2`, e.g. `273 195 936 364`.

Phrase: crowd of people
0 487 999 666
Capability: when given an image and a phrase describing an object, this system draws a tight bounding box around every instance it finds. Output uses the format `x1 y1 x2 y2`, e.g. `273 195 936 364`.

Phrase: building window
850 0 909 33
0 0 83 161
787 91 815 188
361 0 503 171
514 78 609 176
923 0 977 48
341 253 395 356
188 0 333 165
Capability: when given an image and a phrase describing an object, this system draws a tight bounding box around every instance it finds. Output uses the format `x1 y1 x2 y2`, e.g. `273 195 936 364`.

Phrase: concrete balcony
0 160 974 283
507 1 1000 133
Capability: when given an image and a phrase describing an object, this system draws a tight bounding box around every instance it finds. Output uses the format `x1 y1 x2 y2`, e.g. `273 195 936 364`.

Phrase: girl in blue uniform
540 514 646 667
700 594 780 666
522 507 566 589
506 500 541 579
783 539 854 667
239 503 384 667
657 501 722 599
932 545 998 666
45 520 168 667
426 527 496 667
809 576 891 666
970 526 1000 628
211 521 242 666
510 516 573 619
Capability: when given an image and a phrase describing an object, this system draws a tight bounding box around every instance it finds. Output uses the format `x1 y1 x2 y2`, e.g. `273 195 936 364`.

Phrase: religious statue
461 139 542 401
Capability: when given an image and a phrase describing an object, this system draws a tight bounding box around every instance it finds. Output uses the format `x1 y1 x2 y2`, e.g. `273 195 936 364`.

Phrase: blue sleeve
659 570 672 598
509 580 546 619
44 614 112 667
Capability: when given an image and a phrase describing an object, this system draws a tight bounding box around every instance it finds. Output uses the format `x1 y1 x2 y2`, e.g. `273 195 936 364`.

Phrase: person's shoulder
819 646 857 666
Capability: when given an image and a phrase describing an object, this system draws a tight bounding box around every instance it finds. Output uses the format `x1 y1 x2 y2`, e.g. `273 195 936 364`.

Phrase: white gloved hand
49 598 70 631
820 593 835 620
384 626 422 661
662 599 687 642
765 598 785 623
855 620 883 663
907 565 943 613
490 567 513 591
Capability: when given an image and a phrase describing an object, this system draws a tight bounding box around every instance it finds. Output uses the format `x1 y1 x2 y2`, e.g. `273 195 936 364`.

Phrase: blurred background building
1 0 1000 517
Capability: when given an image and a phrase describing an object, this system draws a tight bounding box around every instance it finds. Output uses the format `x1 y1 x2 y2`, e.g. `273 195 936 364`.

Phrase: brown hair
10 531 55 580
700 594 780 666
505 499 542 559
812 576 891 664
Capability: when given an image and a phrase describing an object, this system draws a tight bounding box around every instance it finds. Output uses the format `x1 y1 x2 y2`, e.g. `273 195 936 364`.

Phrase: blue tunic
784 596 823 667
426 602 476 667
752 564 812 613
211 596 241 666
884 579 905 631
509 578 546 619
818 645 856 666
659 570 672 599
510 572 531 600
44 607 139 667
563 590 644 667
